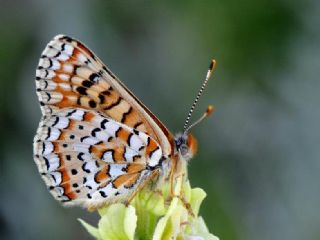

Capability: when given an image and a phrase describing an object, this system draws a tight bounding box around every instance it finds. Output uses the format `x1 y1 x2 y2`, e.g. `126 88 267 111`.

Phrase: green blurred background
1 0 319 239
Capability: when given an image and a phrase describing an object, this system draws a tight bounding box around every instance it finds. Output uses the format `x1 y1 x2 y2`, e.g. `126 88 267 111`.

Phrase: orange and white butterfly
33 35 215 209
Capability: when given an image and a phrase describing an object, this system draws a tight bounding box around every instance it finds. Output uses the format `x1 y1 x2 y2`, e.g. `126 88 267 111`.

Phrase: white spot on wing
94 182 117 198
95 131 110 142
124 147 139 161
43 142 54 155
77 53 87 63
83 161 99 173
102 151 113 162
38 80 56 90
79 153 92 161
36 69 56 79
104 121 120 137
64 44 73 55
47 154 60 171
47 128 61 141
129 134 144 151
47 92 63 103
44 48 59 57
59 74 70 81
47 69 56 78
54 117 69 129
50 171 62 185
51 59 60 70
58 83 71 91
137 131 150 145
82 137 99 145
56 53 69 61
73 143 90 154
69 109 85 120
63 64 73 73
148 147 162 167
85 173 100 190
54 186 64 195
109 164 126 178
39 58 49 68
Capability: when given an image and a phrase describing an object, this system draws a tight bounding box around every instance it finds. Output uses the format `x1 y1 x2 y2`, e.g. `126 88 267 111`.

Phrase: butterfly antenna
183 59 216 133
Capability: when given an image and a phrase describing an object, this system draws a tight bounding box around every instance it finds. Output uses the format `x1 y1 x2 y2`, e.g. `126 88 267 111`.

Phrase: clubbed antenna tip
183 105 215 134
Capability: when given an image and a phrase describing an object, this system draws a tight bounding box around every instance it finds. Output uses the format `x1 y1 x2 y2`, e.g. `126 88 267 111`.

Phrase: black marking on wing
76 86 87 95
45 127 51 140
100 119 109 129
82 80 94 88
91 128 101 137
82 162 91 173
77 152 84 161
104 97 122 110
99 191 107 198
80 136 89 142
127 133 134 146
88 100 97 108
121 106 133 123
66 109 77 117
89 73 99 82
43 156 49 171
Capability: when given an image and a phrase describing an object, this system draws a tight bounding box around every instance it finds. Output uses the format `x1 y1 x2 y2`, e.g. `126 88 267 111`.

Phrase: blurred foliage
92 0 302 91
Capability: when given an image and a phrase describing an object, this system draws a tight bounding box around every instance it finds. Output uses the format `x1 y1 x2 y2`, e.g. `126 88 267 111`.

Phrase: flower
79 175 219 240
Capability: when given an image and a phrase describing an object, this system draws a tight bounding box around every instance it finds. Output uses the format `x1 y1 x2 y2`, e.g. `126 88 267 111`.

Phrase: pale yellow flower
80 175 219 240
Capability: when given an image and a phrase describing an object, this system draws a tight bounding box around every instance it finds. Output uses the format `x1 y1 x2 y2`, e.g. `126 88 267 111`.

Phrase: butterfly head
175 133 198 161
176 105 214 161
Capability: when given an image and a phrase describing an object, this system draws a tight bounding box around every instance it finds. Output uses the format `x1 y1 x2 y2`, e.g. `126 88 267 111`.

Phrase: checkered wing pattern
34 35 173 208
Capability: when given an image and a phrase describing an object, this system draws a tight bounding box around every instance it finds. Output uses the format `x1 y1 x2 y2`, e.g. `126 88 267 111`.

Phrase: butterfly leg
124 169 160 206
177 195 195 217
169 172 195 217
166 192 195 217
169 157 179 196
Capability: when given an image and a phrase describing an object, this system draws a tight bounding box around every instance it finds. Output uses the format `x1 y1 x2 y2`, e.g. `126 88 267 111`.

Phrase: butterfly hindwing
34 108 162 208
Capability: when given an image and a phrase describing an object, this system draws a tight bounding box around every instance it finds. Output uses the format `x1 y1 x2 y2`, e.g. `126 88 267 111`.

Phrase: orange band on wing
146 138 158 156
94 166 110 183
59 155 76 200
112 172 140 189
84 111 95 122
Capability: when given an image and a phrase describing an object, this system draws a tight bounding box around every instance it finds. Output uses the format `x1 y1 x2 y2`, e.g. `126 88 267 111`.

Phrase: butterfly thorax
174 133 198 162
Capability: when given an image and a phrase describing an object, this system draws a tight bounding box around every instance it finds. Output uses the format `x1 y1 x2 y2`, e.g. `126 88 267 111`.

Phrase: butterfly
33 35 215 209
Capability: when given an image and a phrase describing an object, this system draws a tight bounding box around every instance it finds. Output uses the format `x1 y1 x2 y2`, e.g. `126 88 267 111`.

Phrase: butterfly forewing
35 35 173 155
34 35 173 208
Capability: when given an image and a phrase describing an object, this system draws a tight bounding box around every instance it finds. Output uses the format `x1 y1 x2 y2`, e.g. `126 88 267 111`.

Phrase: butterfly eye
179 144 189 157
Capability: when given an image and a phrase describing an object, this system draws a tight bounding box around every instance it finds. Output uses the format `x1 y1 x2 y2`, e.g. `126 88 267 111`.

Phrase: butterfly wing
34 35 174 207
35 35 174 156
34 108 163 208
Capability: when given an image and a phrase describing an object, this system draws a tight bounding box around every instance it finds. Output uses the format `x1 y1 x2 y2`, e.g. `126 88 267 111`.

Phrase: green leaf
189 217 220 240
98 203 137 240
133 190 166 239
78 218 101 239
189 188 206 216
